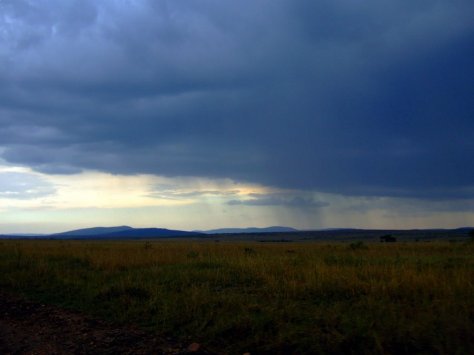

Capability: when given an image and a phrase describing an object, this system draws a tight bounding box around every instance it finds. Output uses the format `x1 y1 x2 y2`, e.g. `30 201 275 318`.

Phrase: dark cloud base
1 0 473 199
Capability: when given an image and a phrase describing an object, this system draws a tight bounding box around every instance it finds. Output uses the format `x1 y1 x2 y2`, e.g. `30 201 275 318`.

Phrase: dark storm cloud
1 0 473 198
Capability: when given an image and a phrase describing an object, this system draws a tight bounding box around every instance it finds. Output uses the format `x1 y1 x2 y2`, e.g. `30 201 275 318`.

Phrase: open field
0 240 473 354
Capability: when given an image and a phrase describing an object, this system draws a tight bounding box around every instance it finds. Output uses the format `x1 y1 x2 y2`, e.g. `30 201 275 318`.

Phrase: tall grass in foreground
0 240 473 354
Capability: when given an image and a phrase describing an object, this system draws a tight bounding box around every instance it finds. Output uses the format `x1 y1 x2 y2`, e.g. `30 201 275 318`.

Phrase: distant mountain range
49 225 299 238
53 226 134 237
1 226 472 240
0 225 298 239
51 226 203 239
202 226 298 234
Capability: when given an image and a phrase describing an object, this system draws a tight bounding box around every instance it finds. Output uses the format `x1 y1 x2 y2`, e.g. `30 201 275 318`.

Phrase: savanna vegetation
0 240 473 354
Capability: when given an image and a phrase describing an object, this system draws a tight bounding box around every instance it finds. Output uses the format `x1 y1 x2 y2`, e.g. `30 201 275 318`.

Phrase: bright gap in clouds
0 162 307 233
1 162 473 234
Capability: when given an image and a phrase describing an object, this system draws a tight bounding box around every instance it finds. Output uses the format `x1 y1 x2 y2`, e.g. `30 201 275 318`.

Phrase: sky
1 0 473 233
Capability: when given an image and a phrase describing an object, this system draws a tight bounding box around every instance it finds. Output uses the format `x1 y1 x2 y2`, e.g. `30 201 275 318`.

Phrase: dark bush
349 241 368 250
380 235 397 242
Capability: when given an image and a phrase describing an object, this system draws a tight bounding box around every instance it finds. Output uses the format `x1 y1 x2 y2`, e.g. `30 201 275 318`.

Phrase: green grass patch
0 240 473 354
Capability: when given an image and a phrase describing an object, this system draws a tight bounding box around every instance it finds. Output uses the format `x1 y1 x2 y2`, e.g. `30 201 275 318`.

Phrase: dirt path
0 292 209 355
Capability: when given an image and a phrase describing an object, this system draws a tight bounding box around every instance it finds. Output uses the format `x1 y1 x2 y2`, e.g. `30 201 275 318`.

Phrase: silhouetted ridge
204 226 298 234
48 227 203 239
97 228 203 238
53 226 133 237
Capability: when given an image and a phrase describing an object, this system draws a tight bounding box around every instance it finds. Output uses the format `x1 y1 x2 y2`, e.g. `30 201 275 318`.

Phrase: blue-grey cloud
0 0 473 199
0 172 55 199
147 188 239 200
227 193 329 209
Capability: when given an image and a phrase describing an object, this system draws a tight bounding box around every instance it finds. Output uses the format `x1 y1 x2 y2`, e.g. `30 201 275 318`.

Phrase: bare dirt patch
0 292 209 355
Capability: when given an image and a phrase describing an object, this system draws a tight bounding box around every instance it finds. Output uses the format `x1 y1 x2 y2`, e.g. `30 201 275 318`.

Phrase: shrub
349 241 368 250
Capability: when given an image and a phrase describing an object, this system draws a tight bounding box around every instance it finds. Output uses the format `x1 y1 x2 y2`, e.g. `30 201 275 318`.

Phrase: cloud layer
1 0 473 198
0 171 55 199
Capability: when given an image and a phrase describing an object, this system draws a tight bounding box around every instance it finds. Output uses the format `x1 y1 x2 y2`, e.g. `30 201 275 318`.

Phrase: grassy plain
0 240 473 354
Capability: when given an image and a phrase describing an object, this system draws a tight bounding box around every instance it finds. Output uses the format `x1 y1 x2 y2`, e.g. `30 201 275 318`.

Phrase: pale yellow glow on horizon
0 164 271 210
46 172 189 208
1 162 473 234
